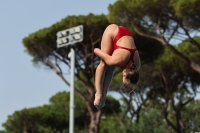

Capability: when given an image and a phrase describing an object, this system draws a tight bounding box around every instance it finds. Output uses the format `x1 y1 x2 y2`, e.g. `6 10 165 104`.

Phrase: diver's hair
125 63 139 84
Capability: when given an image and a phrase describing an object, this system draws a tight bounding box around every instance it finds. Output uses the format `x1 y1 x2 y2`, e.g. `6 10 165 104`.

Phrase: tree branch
132 21 200 74
120 94 132 120
167 23 179 43
156 18 164 35
43 59 70 86
163 100 178 131
131 22 167 45
181 25 200 50
106 100 126 127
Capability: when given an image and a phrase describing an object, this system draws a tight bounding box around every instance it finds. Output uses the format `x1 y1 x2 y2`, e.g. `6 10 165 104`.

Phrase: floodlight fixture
56 25 83 48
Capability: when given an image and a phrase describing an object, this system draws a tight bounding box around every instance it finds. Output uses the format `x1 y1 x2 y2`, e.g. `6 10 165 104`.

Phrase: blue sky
0 0 116 129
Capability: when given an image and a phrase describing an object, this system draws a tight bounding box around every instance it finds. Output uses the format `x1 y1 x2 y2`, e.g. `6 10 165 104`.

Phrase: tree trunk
88 109 102 133
23 122 28 133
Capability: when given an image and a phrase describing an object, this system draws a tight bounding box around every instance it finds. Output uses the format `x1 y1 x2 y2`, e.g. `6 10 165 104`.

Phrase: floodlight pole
56 25 83 133
68 47 75 133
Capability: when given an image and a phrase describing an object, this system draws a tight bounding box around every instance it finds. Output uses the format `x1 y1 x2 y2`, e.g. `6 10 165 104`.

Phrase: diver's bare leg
94 60 108 107
94 65 115 109
94 24 118 109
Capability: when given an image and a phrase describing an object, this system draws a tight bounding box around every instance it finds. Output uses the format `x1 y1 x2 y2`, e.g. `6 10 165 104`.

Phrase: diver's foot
94 93 102 106
94 93 105 109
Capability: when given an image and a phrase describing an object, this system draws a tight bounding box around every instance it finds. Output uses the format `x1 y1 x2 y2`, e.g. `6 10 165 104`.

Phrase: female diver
94 24 141 109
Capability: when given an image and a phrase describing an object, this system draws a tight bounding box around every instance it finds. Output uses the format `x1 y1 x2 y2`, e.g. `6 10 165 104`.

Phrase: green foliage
0 130 13 133
170 0 200 28
130 108 172 133
135 35 200 132
2 91 88 133
99 96 132 133
182 100 200 131
176 37 200 87
2 91 123 133
109 0 200 30
108 0 165 65
140 38 200 93
108 0 171 30
2 108 40 133
100 116 125 133
178 36 200 63
110 67 123 90
103 95 121 115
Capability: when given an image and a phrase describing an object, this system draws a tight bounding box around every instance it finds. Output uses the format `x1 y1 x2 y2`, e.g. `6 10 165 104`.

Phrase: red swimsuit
113 26 136 68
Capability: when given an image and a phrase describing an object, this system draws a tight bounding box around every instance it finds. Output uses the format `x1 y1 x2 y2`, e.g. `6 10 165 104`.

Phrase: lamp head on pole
56 25 83 48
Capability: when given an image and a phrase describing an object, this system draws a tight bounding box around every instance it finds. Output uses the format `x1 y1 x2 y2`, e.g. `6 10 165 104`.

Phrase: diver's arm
94 48 118 66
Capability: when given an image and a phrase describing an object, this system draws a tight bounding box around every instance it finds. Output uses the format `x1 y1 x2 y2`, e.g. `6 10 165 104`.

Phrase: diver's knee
99 61 108 68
